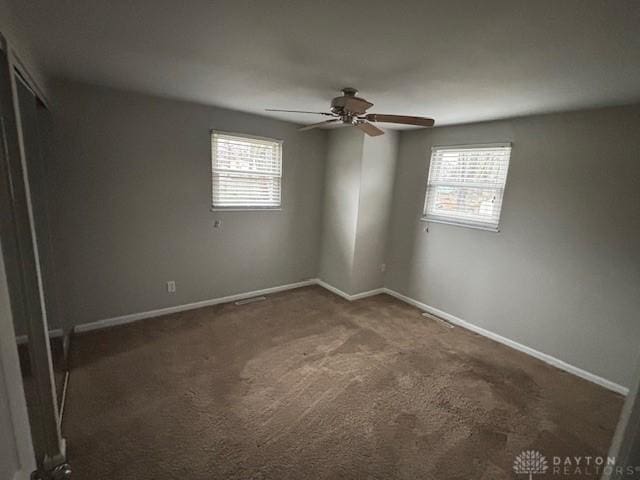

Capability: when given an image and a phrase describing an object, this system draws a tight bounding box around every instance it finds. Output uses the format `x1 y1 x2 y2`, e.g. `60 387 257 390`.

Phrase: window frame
421 142 512 232
210 130 284 212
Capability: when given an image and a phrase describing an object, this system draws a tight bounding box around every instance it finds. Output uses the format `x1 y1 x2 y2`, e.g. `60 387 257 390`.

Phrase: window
211 132 282 209
423 143 511 231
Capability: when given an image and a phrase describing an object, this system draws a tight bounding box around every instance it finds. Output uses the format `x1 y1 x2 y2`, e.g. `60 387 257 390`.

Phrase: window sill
420 216 500 233
211 207 282 212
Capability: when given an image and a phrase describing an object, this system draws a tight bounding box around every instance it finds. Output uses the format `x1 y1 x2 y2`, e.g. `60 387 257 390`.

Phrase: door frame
0 242 35 480
602 351 640 479
0 32 65 472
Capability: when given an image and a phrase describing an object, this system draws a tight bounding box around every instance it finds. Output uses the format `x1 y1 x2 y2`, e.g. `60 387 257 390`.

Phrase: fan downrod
341 87 358 97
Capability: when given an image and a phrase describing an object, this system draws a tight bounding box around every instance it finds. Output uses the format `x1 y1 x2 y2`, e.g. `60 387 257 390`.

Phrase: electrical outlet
167 280 176 293
380 263 386 272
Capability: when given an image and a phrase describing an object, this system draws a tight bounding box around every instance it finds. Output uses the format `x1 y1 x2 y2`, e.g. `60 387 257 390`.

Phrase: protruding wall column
318 128 397 296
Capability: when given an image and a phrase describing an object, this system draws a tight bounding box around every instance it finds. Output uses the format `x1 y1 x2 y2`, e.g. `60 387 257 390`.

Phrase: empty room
1 1 640 479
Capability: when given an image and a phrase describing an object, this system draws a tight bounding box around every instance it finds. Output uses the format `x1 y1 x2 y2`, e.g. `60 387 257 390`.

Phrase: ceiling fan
266 87 435 136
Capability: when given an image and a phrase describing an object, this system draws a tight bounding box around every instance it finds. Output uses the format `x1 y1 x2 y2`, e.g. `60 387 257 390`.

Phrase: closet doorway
0 33 70 479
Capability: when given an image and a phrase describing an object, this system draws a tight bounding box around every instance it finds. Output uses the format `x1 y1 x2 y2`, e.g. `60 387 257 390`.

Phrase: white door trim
0 238 36 479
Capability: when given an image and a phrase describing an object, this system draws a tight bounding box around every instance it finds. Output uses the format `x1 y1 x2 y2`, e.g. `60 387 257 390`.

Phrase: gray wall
319 128 397 295
48 80 326 327
352 131 397 293
318 128 363 294
386 104 640 388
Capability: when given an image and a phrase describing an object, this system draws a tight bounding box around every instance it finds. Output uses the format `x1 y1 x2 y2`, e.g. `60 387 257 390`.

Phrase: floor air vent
234 296 267 306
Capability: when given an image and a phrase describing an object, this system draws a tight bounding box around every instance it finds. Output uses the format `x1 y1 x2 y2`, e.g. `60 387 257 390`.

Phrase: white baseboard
74 279 316 334
351 288 386 300
383 288 629 396
74 279 384 334
15 328 64 346
69 278 627 395
314 279 384 301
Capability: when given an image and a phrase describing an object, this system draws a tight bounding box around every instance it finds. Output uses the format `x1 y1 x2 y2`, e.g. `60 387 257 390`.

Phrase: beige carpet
64 286 623 479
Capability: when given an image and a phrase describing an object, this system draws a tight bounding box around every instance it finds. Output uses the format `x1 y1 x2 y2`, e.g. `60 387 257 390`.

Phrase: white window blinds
211 132 283 209
423 143 511 231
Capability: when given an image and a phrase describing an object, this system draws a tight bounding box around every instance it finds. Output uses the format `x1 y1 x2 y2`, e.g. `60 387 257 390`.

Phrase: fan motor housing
330 95 373 116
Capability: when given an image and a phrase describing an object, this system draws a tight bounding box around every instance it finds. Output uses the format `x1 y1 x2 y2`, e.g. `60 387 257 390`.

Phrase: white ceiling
9 0 640 127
